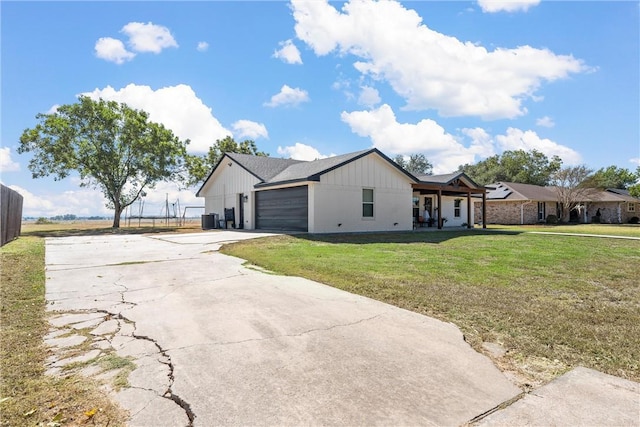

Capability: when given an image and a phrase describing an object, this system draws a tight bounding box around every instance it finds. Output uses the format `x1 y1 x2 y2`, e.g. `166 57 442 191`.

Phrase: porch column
437 189 442 229
482 191 487 229
466 191 472 229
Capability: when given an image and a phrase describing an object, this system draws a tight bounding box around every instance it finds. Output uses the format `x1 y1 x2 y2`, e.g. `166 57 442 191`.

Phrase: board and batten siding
199 160 259 229
438 195 473 227
309 154 413 233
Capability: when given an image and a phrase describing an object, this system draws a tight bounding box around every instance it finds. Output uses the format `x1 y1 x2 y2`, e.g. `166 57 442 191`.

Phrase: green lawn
222 230 640 387
488 223 640 238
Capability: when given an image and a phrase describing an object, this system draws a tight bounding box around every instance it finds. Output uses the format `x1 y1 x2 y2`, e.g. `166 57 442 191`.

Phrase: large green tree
185 136 268 186
458 149 562 186
629 166 640 198
393 153 433 176
582 165 638 189
18 96 188 228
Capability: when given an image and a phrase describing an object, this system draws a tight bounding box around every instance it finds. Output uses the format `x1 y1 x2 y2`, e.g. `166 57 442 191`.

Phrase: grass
488 223 640 238
0 236 127 426
222 230 640 387
98 354 137 390
21 218 203 238
4 219 637 422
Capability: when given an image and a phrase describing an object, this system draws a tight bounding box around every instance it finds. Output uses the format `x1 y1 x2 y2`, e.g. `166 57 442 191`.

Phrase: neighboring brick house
587 188 640 224
474 182 640 225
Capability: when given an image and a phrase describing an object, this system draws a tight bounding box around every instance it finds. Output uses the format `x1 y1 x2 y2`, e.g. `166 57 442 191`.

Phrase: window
628 203 636 213
362 188 374 218
454 199 461 218
538 202 546 221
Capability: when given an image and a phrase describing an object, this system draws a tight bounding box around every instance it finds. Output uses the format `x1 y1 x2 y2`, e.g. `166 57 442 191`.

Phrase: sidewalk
475 367 640 426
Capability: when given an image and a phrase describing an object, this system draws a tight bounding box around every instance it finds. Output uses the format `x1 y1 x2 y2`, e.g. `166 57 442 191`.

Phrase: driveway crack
92 310 195 426
170 314 384 351
130 330 195 426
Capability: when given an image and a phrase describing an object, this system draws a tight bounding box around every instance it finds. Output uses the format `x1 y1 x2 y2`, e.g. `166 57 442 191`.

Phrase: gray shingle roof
225 152 303 181
260 149 373 185
487 182 557 201
416 172 483 190
416 172 458 183
486 182 640 202
198 148 417 194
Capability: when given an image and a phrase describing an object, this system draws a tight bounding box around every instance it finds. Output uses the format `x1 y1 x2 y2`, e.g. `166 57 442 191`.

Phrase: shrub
546 214 558 224
35 217 53 225
591 216 601 224
629 216 639 224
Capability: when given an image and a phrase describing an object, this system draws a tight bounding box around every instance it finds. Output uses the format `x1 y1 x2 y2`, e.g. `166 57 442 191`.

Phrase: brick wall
474 201 541 224
587 202 638 224
474 199 639 225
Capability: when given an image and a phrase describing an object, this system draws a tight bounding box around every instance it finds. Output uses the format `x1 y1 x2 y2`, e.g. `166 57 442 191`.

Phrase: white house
196 148 486 233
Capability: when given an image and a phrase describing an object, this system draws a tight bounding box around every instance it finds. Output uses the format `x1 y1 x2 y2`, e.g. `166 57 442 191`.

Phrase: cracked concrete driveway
45 231 521 426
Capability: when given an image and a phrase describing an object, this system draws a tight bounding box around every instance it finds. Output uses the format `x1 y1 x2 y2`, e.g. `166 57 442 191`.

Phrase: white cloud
277 143 335 161
341 104 493 173
8 184 112 218
0 147 20 172
264 85 310 107
461 127 496 159
273 39 303 64
291 0 588 119
340 104 580 173
197 41 209 52
495 127 582 164
232 120 269 140
46 104 60 114
536 116 555 128
478 0 541 13
81 84 231 153
629 157 640 166
94 37 136 64
121 22 178 53
9 180 201 219
358 86 381 108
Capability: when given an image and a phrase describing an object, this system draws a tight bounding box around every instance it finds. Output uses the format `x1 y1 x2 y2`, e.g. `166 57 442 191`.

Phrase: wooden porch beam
437 189 442 229
482 191 487 229
467 191 472 229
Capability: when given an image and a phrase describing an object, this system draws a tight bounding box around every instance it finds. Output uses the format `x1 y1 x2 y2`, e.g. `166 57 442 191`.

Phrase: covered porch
411 172 487 230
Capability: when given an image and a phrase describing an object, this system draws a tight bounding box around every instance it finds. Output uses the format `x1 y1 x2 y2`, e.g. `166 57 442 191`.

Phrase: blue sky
2 0 639 217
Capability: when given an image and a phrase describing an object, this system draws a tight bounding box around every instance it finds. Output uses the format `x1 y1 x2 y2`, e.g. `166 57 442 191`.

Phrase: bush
35 217 54 225
546 214 558 224
629 217 639 224
591 216 601 224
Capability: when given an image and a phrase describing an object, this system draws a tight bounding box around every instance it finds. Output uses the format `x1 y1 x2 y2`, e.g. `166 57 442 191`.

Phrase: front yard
222 229 640 387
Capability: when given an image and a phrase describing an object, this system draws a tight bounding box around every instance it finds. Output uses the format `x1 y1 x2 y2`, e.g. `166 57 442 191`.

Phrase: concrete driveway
45 231 521 426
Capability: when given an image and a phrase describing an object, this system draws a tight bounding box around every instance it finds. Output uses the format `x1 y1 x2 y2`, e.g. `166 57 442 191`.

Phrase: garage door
255 186 308 231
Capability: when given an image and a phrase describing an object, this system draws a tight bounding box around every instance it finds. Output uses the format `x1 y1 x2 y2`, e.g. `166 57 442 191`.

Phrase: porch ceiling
412 183 485 195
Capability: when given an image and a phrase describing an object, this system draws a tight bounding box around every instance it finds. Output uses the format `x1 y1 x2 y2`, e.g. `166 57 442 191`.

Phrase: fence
1 184 24 246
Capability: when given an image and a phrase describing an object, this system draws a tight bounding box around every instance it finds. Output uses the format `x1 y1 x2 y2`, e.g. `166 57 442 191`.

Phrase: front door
423 198 433 219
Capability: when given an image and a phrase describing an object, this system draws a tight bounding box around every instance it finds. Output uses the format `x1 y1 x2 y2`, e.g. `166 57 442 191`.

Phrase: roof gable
225 152 303 181
416 172 483 191
256 148 417 187
195 153 303 196
197 148 417 194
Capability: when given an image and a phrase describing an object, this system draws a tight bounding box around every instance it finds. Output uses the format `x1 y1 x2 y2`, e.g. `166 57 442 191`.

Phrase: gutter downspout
521 200 533 225
482 191 487 228
618 203 622 224
584 203 588 223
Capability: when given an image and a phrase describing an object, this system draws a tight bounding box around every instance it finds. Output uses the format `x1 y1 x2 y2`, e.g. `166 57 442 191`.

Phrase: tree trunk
112 205 123 228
